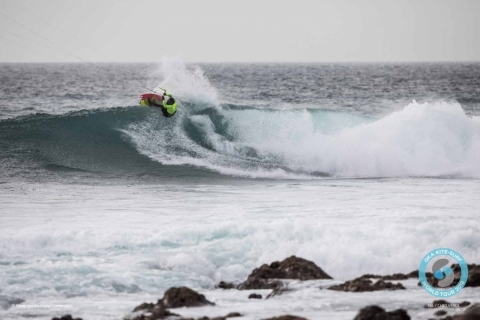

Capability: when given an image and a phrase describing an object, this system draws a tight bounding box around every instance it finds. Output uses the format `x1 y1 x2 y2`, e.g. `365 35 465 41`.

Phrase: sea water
1 60 479 319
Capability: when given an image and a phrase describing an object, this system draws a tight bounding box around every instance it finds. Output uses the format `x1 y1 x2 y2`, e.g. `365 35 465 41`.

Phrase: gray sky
0 0 479 62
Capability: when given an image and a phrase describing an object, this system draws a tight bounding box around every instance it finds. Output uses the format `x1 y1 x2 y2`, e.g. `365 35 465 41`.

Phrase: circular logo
419 248 468 297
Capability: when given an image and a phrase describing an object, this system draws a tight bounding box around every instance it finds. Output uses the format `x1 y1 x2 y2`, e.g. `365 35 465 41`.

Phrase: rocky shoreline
51 256 480 320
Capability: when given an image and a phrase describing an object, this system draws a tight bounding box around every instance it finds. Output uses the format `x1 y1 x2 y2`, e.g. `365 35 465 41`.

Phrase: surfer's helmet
166 97 175 105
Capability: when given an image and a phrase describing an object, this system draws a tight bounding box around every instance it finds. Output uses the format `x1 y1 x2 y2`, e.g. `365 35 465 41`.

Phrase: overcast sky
0 0 479 63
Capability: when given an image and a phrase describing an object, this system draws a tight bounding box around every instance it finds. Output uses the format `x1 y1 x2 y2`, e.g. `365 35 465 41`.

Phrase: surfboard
139 93 164 107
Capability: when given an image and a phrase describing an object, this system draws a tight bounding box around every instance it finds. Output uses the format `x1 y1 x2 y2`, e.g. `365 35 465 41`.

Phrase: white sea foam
155 56 220 108
225 100 480 178
1 180 479 319
126 97 480 179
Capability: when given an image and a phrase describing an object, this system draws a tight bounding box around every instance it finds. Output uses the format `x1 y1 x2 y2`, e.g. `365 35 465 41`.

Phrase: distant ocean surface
1 61 479 319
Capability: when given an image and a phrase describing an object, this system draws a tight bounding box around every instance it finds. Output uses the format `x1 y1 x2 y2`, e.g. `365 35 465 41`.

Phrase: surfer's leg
160 106 171 118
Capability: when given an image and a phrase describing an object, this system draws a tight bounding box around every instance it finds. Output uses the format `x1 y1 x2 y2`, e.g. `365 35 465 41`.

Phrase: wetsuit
161 94 177 118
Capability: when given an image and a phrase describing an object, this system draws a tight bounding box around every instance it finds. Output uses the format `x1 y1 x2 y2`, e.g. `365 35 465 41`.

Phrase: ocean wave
1 99 479 180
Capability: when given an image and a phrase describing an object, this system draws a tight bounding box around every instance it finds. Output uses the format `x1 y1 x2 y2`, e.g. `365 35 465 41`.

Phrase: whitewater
1 60 479 319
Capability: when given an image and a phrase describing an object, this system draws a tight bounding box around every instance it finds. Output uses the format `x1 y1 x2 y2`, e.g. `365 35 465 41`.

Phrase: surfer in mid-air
139 90 177 118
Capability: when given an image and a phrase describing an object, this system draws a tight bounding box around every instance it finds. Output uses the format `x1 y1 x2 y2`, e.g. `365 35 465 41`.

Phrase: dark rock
248 293 262 299
406 270 418 278
193 313 242 320
454 303 480 320
262 316 308 320
460 264 480 287
359 273 410 281
435 310 448 316
382 273 410 280
161 286 214 308
133 302 155 312
238 256 331 290
421 264 479 289
353 305 410 320
52 315 83 320
428 300 450 308
251 256 332 280
217 281 235 290
460 302 472 308
238 278 284 290
129 287 213 320
353 306 385 320
328 278 405 292
358 274 383 280
129 304 178 320
384 309 410 320
359 270 419 281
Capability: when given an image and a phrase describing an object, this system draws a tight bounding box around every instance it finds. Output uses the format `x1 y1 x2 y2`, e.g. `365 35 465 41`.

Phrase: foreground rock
454 303 480 320
238 256 332 290
128 287 214 320
353 305 410 320
435 310 448 316
328 278 405 292
262 316 308 320
52 316 83 320
130 304 178 320
161 287 214 308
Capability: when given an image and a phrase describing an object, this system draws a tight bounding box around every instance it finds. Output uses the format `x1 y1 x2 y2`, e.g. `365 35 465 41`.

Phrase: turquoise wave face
2 99 479 181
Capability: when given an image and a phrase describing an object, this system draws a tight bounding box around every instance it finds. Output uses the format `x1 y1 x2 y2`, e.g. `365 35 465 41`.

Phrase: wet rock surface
458 264 480 287
52 315 83 320
238 256 331 290
454 303 480 320
353 305 410 320
184 312 243 320
328 278 405 292
161 287 214 308
359 271 417 281
238 278 284 290
262 316 308 320
128 287 213 319
134 305 178 320
422 264 479 288
217 281 235 290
